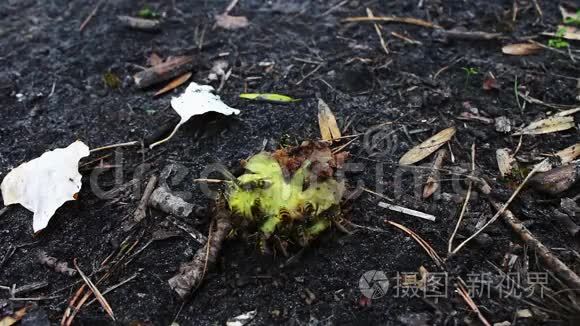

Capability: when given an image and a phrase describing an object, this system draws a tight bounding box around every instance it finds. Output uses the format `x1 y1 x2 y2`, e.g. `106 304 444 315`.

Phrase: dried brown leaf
215 13 249 30
502 43 543 56
399 127 456 165
554 143 580 164
317 98 341 141
0 307 28 326
148 52 163 66
512 116 575 135
154 72 192 96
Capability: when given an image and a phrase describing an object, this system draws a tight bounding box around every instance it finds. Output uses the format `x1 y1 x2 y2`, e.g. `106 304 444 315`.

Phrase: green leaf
239 93 300 103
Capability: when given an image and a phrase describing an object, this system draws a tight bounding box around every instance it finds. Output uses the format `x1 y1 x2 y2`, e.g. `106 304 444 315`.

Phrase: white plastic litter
149 82 240 149
1 140 90 232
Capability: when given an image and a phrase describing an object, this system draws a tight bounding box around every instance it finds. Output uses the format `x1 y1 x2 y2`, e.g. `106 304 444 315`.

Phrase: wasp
239 178 272 191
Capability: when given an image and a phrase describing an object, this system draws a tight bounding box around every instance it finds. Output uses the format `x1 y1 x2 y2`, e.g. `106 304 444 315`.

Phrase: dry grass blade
512 116 574 135
154 72 192 96
448 144 475 253
342 16 441 29
502 43 543 56
399 126 456 165
385 220 443 267
456 279 492 326
317 98 341 141
72 259 115 321
366 8 389 55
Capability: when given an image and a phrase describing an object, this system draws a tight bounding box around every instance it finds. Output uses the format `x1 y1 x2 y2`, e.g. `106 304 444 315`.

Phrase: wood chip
117 16 161 31
154 72 192 96
133 56 193 89
317 98 341 141
215 13 249 30
512 116 575 135
399 127 456 165
502 43 543 56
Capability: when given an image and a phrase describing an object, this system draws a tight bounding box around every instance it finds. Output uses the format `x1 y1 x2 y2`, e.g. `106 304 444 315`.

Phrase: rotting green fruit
226 151 345 243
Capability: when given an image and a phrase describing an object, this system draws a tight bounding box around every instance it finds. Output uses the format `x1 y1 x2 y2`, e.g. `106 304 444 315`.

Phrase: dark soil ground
1 0 579 325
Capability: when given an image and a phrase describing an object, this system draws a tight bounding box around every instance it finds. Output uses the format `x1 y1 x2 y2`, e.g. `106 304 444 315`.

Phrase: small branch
133 175 158 223
133 56 194 89
149 187 200 219
477 180 580 290
451 160 549 255
168 207 232 298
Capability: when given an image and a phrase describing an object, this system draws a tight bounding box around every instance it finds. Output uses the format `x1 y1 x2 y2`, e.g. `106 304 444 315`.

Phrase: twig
448 144 475 253
517 89 578 109
90 141 140 153
168 206 232 298
477 180 580 290
532 0 543 18
342 16 441 29
79 0 105 32
451 160 549 255
133 175 158 223
296 64 322 85
73 259 115 321
366 8 389 55
528 40 580 61
319 0 348 17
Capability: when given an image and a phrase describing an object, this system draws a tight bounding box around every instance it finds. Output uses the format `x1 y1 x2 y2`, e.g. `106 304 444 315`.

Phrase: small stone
495 116 511 133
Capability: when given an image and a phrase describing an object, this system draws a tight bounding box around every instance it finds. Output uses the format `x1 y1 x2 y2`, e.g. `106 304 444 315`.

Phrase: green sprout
102 71 121 89
137 6 160 19
461 67 479 88
226 151 345 246
564 10 580 25
548 27 570 49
